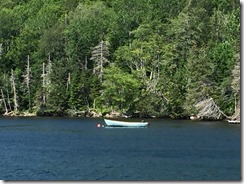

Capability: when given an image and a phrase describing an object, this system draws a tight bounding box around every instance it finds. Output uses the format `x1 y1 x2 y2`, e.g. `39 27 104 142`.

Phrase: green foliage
184 47 214 115
100 65 140 112
0 0 240 118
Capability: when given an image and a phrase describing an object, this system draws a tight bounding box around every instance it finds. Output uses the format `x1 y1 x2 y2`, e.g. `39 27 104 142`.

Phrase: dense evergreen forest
0 0 240 119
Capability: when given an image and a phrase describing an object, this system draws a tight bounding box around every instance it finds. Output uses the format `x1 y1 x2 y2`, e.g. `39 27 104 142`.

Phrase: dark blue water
0 117 240 181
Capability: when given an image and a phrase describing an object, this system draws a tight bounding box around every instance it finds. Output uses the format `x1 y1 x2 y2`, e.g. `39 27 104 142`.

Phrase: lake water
0 117 240 181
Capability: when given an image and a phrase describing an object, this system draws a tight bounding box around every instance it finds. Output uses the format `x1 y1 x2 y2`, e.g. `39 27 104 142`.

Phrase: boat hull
104 119 148 127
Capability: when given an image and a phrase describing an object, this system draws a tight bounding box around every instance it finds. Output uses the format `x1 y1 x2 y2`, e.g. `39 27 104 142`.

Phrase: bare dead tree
10 69 18 113
231 58 240 94
46 53 52 87
1 89 8 114
66 72 71 94
0 43 2 59
195 98 229 120
41 62 46 104
3 73 12 111
230 58 240 121
41 54 52 105
23 55 31 110
6 89 11 111
85 56 88 70
90 40 110 82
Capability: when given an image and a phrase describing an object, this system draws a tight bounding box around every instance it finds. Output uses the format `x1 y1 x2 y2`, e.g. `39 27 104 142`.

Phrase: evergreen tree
0 0 239 118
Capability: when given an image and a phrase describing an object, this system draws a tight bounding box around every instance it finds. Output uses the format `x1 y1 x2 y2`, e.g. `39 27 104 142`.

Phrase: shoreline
0 111 237 123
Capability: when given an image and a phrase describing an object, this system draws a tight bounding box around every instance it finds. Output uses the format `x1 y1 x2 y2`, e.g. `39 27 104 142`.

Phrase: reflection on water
0 117 240 181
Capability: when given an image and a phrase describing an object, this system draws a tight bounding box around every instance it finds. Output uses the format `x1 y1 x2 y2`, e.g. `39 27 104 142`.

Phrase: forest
0 0 240 120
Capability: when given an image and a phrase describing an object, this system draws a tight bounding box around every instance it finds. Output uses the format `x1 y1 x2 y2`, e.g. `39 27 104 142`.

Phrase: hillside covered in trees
0 0 240 119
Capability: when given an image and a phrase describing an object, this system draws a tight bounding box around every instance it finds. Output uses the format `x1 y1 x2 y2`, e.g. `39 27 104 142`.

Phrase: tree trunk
42 62 46 104
66 72 71 94
1 89 8 114
11 69 18 113
6 88 12 111
93 98 96 109
24 55 31 110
